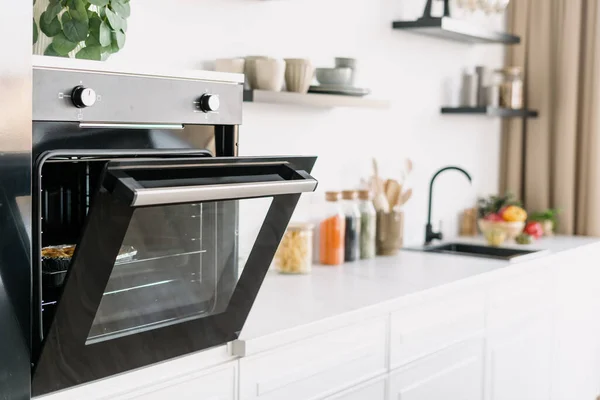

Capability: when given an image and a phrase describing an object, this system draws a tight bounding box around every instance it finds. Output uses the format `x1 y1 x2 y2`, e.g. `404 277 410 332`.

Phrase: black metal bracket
422 0 451 19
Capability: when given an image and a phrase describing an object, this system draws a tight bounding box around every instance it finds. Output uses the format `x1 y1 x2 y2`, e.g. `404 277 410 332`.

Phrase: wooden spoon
385 179 402 209
398 188 413 207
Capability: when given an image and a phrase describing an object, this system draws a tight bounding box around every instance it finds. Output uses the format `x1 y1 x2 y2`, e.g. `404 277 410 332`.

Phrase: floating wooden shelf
441 107 538 118
392 17 520 45
243 90 390 109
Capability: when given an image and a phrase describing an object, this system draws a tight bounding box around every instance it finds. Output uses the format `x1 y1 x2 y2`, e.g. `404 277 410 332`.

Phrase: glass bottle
342 190 361 262
497 67 523 109
319 192 345 266
358 190 376 259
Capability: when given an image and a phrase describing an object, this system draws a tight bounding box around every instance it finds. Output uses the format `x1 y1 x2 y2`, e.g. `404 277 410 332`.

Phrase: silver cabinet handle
130 179 317 206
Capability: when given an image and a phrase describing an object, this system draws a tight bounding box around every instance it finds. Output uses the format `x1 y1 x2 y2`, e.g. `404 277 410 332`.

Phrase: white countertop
32 55 244 84
234 236 599 356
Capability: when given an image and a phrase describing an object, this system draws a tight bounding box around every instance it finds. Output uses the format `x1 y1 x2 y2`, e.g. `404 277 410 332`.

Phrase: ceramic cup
215 58 245 74
254 58 286 92
335 57 357 85
244 56 269 90
284 59 314 94
376 210 404 256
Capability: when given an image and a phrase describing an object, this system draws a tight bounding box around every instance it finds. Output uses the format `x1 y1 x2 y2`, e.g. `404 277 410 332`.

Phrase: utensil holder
376 210 404 256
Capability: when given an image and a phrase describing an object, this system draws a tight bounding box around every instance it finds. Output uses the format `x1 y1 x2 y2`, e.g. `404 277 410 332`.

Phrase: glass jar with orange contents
319 191 346 266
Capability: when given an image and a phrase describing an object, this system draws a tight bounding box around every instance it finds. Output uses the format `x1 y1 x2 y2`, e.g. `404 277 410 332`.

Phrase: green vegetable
33 0 130 60
515 233 533 245
529 209 560 229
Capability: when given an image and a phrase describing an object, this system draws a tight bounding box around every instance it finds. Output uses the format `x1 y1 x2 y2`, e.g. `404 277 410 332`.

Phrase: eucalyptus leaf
88 0 109 5
121 16 127 32
104 7 122 30
87 9 95 19
111 0 130 18
44 1 63 24
40 12 63 37
99 21 111 46
98 5 106 18
44 44 67 57
76 46 102 60
62 12 88 42
33 18 38 44
69 0 89 22
51 32 78 55
112 30 125 49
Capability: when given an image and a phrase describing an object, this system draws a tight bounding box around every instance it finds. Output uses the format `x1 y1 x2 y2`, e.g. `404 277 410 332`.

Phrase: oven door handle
119 172 317 207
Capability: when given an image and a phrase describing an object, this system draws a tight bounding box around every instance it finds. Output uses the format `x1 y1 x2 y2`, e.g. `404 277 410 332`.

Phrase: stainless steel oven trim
79 123 184 130
130 179 318 206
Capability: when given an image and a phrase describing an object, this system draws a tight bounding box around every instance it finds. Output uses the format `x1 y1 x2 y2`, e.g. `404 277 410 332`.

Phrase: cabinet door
325 376 387 400
388 339 484 400
553 246 600 400
486 315 552 400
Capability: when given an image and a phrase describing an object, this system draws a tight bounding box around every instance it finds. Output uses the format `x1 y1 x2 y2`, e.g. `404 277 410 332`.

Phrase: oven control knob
71 86 97 108
198 94 220 113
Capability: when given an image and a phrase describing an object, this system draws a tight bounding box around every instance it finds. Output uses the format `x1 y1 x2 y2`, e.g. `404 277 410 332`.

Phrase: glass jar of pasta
274 222 314 274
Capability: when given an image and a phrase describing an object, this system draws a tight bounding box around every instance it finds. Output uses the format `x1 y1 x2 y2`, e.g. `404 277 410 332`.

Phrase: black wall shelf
441 107 538 118
392 17 521 45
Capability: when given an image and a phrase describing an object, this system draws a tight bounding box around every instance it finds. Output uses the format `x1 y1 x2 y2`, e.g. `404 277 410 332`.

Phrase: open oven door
32 156 317 396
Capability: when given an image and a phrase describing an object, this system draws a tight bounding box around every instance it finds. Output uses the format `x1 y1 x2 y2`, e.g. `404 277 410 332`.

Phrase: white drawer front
488 270 552 329
113 362 237 400
388 339 484 400
325 376 387 400
239 317 387 400
389 291 485 369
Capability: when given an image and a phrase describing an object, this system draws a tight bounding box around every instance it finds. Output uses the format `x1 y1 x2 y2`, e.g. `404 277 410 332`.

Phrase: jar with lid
357 190 376 259
496 67 523 109
341 190 361 262
319 192 345 266
274 222 314 274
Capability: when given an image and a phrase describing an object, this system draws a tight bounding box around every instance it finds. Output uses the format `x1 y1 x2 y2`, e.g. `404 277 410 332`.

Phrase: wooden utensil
397 188 413 207
372 158 389 212
385 179 402 209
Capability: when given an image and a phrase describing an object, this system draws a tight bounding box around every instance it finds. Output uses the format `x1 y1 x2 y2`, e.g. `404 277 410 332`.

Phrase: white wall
112 0 506 245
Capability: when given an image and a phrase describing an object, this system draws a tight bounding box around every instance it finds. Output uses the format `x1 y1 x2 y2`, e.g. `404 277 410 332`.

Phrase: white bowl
215 58 245 74
284 59 314 94
478 219 525 241
254 58 286 92
315 67 352 86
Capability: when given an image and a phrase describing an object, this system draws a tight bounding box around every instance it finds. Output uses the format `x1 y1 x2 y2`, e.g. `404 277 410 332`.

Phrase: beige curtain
500 0 600 235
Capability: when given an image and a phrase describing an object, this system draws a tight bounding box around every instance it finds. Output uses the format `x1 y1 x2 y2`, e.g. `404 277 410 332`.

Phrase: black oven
30 65 317 396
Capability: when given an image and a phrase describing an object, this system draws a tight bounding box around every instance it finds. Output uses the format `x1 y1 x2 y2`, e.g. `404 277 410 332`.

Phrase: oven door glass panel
86 197 272 344
33 156 317 396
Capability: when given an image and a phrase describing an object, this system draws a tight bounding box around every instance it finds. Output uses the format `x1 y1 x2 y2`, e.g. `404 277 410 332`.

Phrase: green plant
529 208 560 227
33 0 129 61
477 193 522 219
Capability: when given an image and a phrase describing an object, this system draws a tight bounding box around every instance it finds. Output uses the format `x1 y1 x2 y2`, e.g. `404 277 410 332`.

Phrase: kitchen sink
423 243 544 261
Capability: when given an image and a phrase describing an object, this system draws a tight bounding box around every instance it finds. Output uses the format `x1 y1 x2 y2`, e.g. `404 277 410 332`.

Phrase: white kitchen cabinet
111 361 238 400
485 267 553 400
36 346 236 400
389 289 485 370
239 317 387 400
485 314 552 400
324 376 387 400
388 339 484 400
552 247 600 400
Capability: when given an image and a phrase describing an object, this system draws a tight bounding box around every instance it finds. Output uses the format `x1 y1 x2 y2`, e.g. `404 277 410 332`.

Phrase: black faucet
425 166 472 245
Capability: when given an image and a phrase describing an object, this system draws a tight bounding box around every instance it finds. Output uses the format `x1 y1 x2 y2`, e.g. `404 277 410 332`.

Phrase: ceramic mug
215 58 246 74
254 58 286 92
